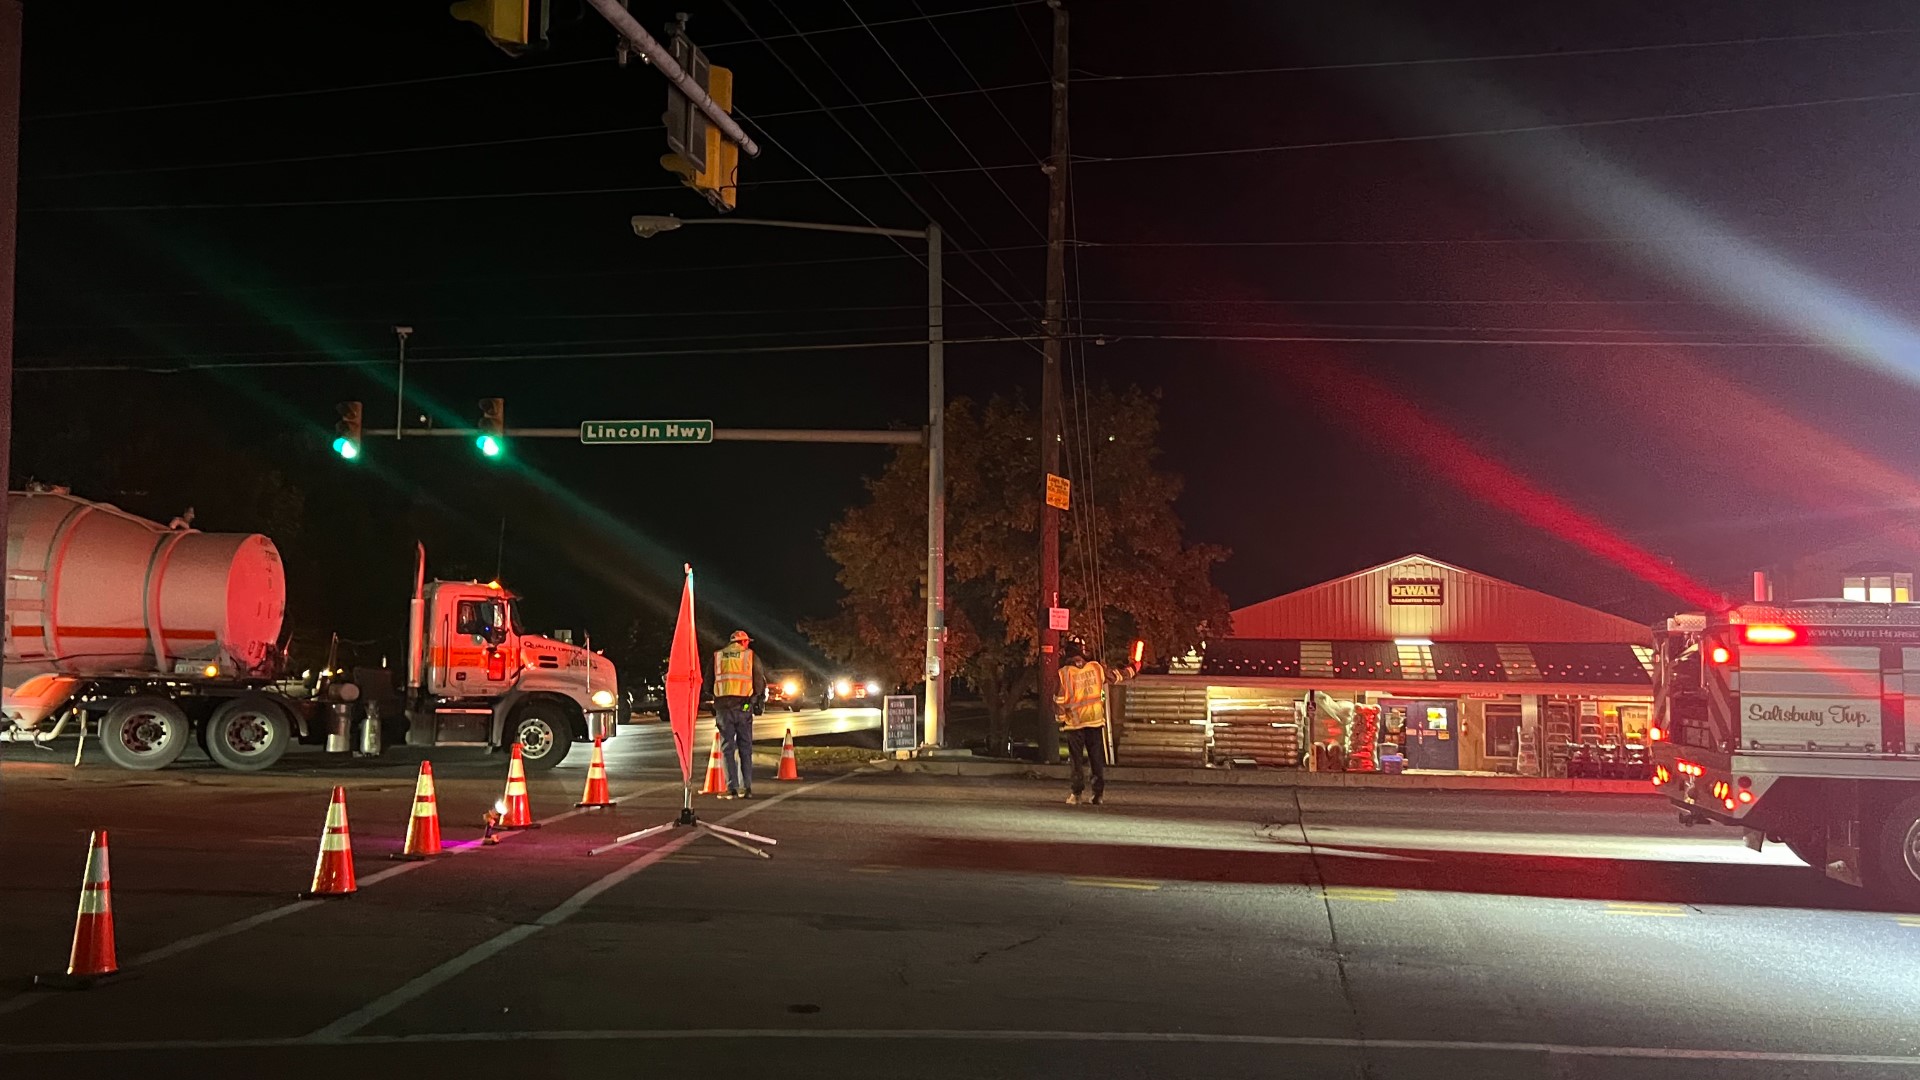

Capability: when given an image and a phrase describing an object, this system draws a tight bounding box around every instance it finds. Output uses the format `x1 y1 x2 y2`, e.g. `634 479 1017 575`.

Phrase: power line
17 299 1041 332
912 0 1042 160
28 2 1046 123
841 0 1046 239
1074 230 1920 248
1073 26 1920 82
1075 87 1920 164
17 334 1047 374
736 0 1042 326
1094 332 1848 348
1080 315 1800 336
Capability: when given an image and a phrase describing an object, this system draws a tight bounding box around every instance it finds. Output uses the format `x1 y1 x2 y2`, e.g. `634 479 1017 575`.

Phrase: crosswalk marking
1066 878 1161 891
1324 887 1397 903
1605 902 1688 918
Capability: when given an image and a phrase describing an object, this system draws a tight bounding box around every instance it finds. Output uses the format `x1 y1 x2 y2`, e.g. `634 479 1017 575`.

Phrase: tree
809 386 1231 754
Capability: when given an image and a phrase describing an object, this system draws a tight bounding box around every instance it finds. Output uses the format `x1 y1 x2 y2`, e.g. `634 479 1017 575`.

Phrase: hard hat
1061 636 1087 660
729 630 751 645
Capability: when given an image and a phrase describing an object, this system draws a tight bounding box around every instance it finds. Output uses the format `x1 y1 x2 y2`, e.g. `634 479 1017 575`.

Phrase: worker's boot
1065 792 1079 806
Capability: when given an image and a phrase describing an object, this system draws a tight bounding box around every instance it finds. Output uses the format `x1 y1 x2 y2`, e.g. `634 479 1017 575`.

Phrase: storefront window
1843 572 1911 603
1483 704 1521 757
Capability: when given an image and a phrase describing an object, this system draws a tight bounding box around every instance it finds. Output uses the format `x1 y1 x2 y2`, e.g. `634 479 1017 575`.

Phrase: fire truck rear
1652 601 1920 904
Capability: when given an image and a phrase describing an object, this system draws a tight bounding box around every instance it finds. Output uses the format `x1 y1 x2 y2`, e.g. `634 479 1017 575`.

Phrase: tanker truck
0 487 617 773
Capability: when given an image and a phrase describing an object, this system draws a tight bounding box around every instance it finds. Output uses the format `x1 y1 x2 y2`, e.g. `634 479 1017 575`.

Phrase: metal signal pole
1036 0 1070 766
0 1 19 550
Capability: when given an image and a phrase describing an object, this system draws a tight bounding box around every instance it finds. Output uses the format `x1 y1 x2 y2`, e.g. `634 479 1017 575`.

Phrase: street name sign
580 419 714 444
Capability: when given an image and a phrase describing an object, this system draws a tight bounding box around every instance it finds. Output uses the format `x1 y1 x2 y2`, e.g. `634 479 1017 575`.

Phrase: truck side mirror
486 623 508 646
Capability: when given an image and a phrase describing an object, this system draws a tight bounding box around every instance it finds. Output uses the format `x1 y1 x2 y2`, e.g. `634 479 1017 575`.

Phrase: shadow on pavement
895 835 1893 913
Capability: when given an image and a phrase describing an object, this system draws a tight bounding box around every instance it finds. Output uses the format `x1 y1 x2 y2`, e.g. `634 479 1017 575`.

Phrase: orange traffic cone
699 729 728 795
498 743 534 828
393 762 443 860
776 727 800 781
35 829 118 989
303 786 357 898
576 738 615 809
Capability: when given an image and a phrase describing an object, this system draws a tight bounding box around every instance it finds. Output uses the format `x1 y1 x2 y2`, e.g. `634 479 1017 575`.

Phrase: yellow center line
1324 887 1398 901
1894 917 1920 928
1605 902 1687 917
850 865 898 874
1066 878 1162 891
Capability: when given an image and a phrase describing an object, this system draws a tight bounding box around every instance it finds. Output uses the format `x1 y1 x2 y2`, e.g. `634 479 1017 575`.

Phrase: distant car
766 670 808 712
621 680 664 723
823 675 883 709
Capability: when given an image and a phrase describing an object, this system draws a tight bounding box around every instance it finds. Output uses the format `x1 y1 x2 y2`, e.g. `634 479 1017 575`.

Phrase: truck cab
402 570 617 771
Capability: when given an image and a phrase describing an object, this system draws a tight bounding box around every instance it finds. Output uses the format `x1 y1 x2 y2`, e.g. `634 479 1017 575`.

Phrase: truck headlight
591 690 615 708
865 681 881 695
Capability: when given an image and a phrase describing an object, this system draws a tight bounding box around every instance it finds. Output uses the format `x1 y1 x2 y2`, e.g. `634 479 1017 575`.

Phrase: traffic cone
776 727 800 781
498 743 534 828
576 738 615 809
393 762 443 860
699 729 728 795
303 786 357 899
34 829 117 989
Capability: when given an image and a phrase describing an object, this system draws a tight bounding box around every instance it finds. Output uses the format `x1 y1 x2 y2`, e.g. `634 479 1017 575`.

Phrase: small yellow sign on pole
1045 473 1071 511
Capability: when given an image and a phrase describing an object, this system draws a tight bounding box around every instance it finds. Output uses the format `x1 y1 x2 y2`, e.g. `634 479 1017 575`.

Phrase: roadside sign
883 695 918 753
1048 607 1070 631
580 420 714 445
1045 473 1071 510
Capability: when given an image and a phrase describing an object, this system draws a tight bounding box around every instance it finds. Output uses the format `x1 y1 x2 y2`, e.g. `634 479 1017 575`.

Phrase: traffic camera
333 401 362 461
476 398 505 458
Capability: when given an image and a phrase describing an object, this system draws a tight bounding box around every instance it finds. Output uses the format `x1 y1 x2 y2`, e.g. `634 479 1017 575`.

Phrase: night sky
14 1 1920 668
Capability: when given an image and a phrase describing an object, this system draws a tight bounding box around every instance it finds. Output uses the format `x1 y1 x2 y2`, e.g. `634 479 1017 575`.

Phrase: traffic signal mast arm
357 426 921 446
584 0 758 159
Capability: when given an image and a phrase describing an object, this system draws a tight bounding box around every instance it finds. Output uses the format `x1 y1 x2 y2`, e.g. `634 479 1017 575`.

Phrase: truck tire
1868 794 1920 908
99 697 191 770
511 701 573 772
203 695 291 772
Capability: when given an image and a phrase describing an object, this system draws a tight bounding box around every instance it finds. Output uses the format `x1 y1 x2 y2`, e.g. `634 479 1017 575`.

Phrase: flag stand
589 786 777 858
590 563 778 859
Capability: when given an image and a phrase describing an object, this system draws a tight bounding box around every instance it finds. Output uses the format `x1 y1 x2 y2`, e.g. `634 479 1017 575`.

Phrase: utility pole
1036 0 1070 766
925 222 947 749
0 3 19 555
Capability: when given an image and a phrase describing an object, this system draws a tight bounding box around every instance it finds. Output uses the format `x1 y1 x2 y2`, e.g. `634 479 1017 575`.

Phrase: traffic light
333 401 362 461
476 398 505 458
659 24 738 212
449 0 549 56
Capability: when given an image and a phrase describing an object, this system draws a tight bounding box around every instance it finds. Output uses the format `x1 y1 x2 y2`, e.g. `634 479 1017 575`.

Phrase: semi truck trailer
0 487 616 772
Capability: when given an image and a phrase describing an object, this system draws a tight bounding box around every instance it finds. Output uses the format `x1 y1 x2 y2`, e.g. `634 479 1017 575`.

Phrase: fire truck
1652 599 1920 904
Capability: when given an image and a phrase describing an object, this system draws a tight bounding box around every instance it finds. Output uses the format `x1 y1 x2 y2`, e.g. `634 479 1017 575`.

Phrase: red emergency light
1709 646 1730 665
1742 624 1800 645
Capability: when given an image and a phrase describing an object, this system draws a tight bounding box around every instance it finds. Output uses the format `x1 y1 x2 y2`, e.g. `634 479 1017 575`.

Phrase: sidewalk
871 757 1656 795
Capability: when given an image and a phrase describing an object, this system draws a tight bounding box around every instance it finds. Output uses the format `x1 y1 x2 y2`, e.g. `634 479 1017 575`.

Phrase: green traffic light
333 437 359 460
476 434 502 458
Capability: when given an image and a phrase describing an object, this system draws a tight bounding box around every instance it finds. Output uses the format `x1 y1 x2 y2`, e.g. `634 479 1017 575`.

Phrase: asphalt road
3 735 1918 1079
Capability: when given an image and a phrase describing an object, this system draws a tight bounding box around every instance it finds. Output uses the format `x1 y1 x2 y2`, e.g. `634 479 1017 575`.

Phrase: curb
870 758 1655 795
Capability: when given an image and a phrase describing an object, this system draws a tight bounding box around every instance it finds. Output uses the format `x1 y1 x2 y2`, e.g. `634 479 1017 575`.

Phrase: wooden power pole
1036 0 1069 765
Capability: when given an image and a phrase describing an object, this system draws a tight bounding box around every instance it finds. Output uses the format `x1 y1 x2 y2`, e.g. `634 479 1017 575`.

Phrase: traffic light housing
449 0 549 56
476 398 505 458
659 25 738 212
333 401 362 461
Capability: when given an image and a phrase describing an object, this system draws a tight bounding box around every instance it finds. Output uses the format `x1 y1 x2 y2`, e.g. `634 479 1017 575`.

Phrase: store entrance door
1397 698 1458 770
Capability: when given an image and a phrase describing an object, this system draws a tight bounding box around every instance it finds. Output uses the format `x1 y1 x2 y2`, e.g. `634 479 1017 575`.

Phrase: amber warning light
1742 624 1800 645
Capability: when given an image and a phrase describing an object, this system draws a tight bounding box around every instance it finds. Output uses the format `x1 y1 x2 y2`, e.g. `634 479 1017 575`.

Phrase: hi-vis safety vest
1055 661 1114 730
713 645 756 699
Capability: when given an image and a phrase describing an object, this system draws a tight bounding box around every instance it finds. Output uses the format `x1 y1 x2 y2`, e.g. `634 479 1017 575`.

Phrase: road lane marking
850 864 897 874
661 853 713 864
10 1027 1920 1066
305 772 858 1042
1323 887 1397 902
1065 878 1161 891
0 779 678 1020
1895 916 1920 928
1604 902 1688 918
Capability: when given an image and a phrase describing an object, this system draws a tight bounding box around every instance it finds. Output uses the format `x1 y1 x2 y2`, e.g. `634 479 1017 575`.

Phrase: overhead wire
840 0 1047 239
735 0 1042 328
912 0 1042 160
1072 25 1920 82
1075 86 1920 164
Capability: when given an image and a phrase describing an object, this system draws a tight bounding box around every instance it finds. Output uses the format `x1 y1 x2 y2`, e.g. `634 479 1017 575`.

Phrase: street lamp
630 214 948 749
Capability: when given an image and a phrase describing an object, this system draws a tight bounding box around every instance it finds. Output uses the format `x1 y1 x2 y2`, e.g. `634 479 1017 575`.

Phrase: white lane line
304 772 856 1043
0 780 677 1019
6 1027 1920 1066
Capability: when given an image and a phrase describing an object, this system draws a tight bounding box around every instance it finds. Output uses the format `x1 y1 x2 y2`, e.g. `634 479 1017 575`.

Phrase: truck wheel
203 696 291 772
99 697 191 770
1868 795 1920 908
512 702 574 772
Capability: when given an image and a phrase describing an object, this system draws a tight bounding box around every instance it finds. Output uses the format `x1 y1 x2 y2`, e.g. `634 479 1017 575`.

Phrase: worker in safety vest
1054 636 1138 805
711 630 768 799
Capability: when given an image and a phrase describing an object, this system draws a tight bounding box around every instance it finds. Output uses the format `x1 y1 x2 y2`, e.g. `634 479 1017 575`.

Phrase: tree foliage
809 387 1230 749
